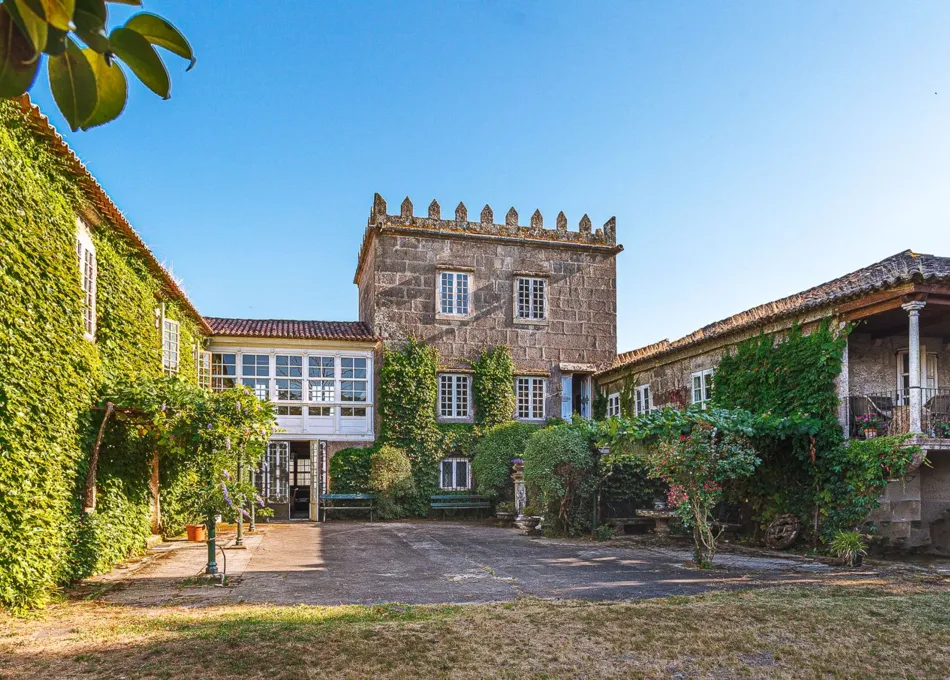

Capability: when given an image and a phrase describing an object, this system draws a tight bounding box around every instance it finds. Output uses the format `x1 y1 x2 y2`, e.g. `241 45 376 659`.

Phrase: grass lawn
1 582 948 679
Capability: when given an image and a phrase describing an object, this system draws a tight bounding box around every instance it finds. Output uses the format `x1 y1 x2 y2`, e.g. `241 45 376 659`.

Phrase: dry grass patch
1 582 948 678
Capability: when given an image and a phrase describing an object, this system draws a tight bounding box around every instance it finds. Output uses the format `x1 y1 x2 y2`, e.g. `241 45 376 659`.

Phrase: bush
472 421 539 500
600 452 666 516
329 446 375 493
523 424 595 535
369 445 416 519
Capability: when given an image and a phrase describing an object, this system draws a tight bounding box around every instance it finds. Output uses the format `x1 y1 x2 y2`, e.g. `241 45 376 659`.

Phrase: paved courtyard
89 521 853 607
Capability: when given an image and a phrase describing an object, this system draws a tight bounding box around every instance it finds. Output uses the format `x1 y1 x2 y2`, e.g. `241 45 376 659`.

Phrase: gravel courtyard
93 521 848 607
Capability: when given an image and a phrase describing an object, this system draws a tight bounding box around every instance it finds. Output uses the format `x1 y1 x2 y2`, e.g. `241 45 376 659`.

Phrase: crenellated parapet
367 193 618 246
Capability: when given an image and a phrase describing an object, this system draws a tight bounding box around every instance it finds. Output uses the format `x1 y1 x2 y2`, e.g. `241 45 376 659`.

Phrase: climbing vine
0 100 207 610
714 320 916 539
472 345 515 427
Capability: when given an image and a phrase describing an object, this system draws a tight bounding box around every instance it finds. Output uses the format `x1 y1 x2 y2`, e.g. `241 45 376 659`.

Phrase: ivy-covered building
595 250 950 552
0 97 211 609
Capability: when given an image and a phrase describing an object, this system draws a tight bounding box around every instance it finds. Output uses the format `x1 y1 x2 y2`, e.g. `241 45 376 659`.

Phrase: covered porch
838 283 950 551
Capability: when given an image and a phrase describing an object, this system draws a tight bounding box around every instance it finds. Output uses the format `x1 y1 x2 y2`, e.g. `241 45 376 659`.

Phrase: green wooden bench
320 493 375 522
430 494 491 518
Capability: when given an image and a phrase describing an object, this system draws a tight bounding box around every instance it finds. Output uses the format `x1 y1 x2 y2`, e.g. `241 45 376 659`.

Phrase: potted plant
855 413 885 439
186 524 207 542
829 530 868 568
495 501 516 523
515 504 542 533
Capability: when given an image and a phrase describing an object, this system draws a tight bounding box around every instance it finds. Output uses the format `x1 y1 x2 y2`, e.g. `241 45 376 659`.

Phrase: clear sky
27 1 950 353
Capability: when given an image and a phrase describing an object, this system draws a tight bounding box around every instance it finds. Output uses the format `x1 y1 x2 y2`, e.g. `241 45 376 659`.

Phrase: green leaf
80 47 124 129
43 24 67 54
37 0 74 31
75 0 105 28
123 12 194 70
48 35 97 131
108 25 168 98
7 0 47 55
0 4 39 96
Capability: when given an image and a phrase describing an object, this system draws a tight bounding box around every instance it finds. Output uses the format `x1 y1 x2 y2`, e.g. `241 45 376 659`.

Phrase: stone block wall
355 195 621 418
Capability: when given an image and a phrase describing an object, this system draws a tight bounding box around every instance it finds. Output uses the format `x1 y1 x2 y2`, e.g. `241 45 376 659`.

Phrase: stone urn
515 514 541 534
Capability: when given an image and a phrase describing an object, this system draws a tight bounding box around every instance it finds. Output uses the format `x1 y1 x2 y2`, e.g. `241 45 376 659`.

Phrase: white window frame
897 348 938 404
275 354 304 403
75 218 96 341
515 276 547 322
340 356 368 403
211 353 237 392
440 457 472 491
438 271 471 317
515 376 546 420
241 353 271 400
634 385 651 416
438 374 471 419
162 319 180 376
196 350 212 390
606 392 621 418
691 369 714 408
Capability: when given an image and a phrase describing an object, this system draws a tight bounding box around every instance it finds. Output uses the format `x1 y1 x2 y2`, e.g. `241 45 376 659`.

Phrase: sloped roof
14 96 210 334
205 317 378 342
600 250 950 377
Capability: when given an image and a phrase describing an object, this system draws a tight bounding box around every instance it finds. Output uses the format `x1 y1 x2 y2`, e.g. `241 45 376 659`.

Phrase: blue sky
28 1 950 352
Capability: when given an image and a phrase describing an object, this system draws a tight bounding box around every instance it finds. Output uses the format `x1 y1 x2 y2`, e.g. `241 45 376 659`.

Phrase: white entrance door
561 374 573 419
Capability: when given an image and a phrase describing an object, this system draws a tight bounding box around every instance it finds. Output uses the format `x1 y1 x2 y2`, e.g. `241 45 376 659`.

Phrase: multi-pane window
516 377 546 420
76 220 96 339
211 353 237 391
196 350 212 390
341 357 368 402
691 369 714 407
515 277 546 321
308 356 336 402
258 441 290 500
309 406 334 417
634 385 651 416
439 271 470 316
440 458 471 490
341 406 367 417
162 319 180 375
607 393 621 417
242 354 270 399
275 355 303 401
439 374 470 418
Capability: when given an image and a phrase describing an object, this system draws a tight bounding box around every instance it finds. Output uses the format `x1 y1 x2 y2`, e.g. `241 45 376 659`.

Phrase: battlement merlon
356 194 622 283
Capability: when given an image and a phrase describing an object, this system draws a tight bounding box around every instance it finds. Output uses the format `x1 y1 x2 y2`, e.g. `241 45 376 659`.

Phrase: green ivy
0 101 206 610
472 346 515 428
713 320 907 539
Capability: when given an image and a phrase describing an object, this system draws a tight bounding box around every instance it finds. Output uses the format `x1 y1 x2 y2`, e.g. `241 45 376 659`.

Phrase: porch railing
849 389 950 439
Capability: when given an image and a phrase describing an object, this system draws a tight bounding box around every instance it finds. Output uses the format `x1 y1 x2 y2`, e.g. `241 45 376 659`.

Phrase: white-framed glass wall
210 347 374 436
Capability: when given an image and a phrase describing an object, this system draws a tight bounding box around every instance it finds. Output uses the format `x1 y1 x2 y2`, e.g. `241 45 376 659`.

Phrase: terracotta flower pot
863 429 878 439
186 524 207 542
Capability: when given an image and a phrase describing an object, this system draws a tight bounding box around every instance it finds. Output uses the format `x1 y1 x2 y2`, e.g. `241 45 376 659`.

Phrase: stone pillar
512 460 526 515
836 327 850 438
902 300 926 434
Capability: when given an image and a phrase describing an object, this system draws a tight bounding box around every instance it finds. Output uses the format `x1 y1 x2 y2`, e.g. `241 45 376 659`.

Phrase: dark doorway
289 442 312 519
571 374 592 418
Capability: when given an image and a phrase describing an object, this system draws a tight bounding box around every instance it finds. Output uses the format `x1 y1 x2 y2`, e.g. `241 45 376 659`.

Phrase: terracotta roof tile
205 317 378 342
600 250 950 376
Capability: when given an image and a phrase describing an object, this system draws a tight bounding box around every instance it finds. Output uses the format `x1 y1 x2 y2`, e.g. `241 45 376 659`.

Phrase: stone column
836 326 850 438
902 300 927 434
512 460 526 515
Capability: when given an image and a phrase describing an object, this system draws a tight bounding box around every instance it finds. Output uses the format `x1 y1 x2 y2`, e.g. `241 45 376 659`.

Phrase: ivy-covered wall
0 101 206 610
